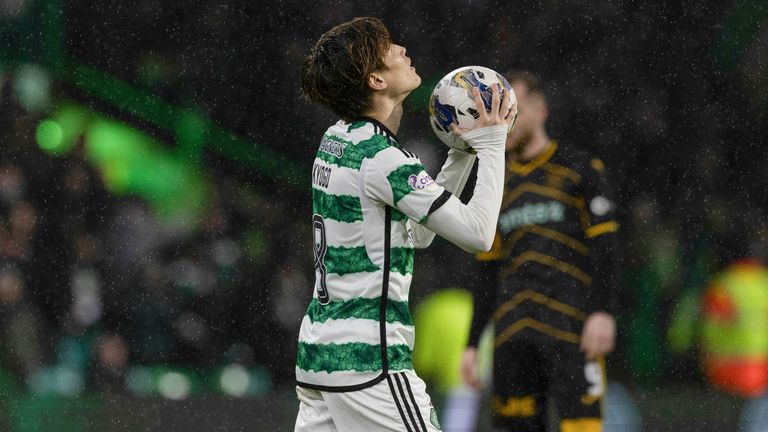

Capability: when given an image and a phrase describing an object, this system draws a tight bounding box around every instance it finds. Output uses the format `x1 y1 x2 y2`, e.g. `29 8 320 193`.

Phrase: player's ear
367 73 387 91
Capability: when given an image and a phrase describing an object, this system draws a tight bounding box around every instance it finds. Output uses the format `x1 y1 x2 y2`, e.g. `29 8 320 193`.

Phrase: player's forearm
423 125 506 252
410 149 478 248
435 148 477 196
589 231 622 315
467 260 499 347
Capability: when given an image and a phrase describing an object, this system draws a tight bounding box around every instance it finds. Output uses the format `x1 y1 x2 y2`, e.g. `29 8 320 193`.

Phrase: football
428 66 516 152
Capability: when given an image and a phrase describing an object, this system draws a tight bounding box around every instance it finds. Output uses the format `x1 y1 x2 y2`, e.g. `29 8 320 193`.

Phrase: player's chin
412 71 422 86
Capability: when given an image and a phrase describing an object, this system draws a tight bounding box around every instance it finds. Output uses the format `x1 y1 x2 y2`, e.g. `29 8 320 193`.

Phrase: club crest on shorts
408 170 436 191
430 407 441 430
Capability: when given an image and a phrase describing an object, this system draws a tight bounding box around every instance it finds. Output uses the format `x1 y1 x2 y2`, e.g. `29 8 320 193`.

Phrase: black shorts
491 329 605 432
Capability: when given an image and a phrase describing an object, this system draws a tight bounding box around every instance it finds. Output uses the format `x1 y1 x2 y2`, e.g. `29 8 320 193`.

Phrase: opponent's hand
460 347 484 390
450 84 517 136
580 312 616 360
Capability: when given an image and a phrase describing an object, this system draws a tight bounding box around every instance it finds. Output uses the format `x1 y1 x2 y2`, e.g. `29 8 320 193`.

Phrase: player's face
377 43 421 99
505 81 547 151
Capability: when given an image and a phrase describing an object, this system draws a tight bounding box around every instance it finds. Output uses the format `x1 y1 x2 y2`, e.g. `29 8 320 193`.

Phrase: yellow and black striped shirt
467 141 621 346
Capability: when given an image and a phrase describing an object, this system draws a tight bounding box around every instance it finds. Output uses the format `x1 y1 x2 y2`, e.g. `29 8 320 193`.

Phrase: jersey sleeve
581 157 622 315
363 147 452 223
409 149 478 249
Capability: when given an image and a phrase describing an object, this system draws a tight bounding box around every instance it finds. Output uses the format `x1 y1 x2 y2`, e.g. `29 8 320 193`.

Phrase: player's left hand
459 347 484 390
580 312 616 360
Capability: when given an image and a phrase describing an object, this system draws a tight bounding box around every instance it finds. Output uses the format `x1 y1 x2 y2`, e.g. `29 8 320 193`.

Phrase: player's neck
513 131 550 162
363 100 404 135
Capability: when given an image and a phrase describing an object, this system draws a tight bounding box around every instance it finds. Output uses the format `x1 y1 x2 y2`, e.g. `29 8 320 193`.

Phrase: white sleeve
363 147 450 223
409 149 477 248
421 125 507 253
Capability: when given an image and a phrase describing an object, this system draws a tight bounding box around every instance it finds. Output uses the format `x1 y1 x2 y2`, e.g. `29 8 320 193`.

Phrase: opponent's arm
461 257 500 389
580 157 621 359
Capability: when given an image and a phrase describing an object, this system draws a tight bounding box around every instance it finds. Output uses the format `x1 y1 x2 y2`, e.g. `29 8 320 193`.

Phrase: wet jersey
296 118 452 391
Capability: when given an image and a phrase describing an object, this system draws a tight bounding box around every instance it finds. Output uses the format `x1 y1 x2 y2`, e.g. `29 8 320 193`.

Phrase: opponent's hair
505 69 546 100
301 17 391 122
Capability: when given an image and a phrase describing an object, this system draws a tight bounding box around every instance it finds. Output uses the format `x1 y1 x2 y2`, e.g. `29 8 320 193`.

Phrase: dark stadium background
0 0 767 430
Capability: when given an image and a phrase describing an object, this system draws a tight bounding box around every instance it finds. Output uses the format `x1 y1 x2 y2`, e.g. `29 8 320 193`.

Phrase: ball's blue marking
458 70 493 110
431 96 456 131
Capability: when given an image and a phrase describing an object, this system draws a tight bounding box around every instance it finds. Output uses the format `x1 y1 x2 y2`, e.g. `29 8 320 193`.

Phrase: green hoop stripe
297 342 412 373
325 246 414 276
306 297 412 325
389 247 414 276
325 246 378 275
313 188 363 223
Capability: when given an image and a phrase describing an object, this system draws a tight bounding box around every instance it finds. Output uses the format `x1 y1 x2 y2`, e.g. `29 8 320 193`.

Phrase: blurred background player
460 70 622 432
296 17 516 432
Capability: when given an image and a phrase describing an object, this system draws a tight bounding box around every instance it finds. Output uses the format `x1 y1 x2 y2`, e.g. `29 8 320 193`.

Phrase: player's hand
460 347 484 390
580 312 616 360
450 85 517 136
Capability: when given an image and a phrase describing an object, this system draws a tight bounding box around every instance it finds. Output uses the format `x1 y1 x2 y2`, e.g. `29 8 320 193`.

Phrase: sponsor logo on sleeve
408 170 437 191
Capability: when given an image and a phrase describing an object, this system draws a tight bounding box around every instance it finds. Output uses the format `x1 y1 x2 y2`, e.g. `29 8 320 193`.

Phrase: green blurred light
84 116 210 225
27 366 84 397
54 104 90 151
220 364 250 397
248 366 273 396
61 62 306 189
126 366 155 396
14 64 51 112
35 120 63 152
157 371 191 400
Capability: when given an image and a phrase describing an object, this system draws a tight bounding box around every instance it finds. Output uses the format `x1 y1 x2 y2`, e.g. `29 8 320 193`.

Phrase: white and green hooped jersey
296 118 452 391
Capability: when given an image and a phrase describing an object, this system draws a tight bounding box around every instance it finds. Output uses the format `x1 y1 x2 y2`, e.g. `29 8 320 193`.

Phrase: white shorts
294 370 442 432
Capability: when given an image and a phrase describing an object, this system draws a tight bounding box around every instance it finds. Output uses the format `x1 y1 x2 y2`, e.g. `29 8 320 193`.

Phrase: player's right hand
460 347 484 390
580 311 616 360
450 84 517 136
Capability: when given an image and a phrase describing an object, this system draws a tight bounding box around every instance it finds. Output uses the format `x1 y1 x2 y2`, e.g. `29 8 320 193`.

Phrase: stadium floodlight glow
220 364 250 397
53 366 85 397
27 365 84 397
157 371 191 400
35 120 63 153
13 63 50 112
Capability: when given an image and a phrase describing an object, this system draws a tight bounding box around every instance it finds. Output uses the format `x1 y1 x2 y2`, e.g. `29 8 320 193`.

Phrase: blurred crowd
0 0 766 405
0 75 317 397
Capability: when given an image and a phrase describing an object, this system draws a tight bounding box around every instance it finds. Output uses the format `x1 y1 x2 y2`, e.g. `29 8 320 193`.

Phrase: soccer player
294 17 517 432
460 70 621 432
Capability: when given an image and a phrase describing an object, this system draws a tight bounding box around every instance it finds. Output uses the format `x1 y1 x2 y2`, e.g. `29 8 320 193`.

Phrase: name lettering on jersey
498 201 566 235
408 170 437 191
319 137 347 158
312 162 332 188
